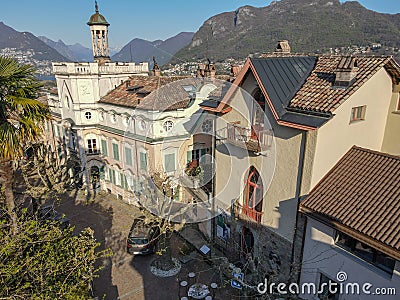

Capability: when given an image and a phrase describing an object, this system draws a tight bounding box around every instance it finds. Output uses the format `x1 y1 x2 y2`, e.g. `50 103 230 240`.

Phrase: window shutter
125 147 133 166
187 151 192 164
101 140 108 156
165 153 175 173
140 152 147 171
112 143 120 160
100 165 105 179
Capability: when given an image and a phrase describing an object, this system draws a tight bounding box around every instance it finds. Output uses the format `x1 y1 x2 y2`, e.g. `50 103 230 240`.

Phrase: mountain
112 32 194 65
38 36 93 62
173 0 400 62
0 22 68 62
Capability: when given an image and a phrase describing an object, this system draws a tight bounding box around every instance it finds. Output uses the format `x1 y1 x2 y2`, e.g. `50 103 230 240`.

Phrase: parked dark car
38 204 70 230
127 216 160 255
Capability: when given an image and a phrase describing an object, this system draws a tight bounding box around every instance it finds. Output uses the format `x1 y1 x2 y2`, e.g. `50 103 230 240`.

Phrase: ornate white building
47 3 222 210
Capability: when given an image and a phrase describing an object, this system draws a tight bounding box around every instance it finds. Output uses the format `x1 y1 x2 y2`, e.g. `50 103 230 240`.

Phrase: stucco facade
299 218 400 300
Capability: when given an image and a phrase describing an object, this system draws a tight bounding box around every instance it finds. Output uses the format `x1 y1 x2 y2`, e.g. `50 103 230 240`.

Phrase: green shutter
112 143 120 160
125 147 132 166
119 172 124 187
187 151 192 164
111 170 116 184
101 140 108 156
108 169 112 183
165 153 175 173
100 165 105 179
140 152 147 171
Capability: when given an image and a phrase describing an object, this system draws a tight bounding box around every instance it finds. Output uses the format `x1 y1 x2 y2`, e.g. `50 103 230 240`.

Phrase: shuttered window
125 147 133 166
101 140 108 156
164 153 175 173
139 152 147 171
112 143 120 160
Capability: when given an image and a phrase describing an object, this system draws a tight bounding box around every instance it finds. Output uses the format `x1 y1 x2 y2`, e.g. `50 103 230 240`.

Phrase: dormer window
334 57 358 88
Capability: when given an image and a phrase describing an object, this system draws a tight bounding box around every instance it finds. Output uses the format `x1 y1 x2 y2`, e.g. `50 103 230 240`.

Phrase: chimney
230 64 242 81
197 59 216 78
196 63 206 78
274 40 291 54
334 56 358 88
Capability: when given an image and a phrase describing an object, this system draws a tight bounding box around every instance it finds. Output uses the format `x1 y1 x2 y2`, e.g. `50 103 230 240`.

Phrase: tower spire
95 1 99 13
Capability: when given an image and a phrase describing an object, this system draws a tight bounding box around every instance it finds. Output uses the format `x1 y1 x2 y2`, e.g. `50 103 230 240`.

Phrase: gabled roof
300 146 400 259
205 54 400 130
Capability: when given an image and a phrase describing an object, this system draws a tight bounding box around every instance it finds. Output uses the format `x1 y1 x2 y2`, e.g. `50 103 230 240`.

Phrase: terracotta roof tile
99 76 190 110
289 56 397 113
301 146 400 252
99 75 231 111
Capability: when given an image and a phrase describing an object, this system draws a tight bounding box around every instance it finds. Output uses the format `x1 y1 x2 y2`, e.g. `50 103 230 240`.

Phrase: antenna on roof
129 44 133 62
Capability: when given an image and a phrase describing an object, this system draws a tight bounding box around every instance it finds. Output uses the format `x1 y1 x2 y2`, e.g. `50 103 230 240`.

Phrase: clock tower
87 1 110 64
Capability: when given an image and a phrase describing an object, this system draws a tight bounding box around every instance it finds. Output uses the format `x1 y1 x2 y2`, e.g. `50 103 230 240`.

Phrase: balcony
225 123 272 153
233 200 263 225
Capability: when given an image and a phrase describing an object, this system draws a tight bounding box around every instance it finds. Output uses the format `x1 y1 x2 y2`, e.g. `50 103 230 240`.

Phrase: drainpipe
211 112 217 243
289 130 307 283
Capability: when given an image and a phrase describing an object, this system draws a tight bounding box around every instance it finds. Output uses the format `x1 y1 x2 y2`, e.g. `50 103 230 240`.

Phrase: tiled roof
100 75 231 111
289 55 399 113
300 146 400 252
99 76 189 111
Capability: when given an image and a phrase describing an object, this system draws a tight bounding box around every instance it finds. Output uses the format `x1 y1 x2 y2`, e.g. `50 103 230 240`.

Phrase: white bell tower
87 1 110 64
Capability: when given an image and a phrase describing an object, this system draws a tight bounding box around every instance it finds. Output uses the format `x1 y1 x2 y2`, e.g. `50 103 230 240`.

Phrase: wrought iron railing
233 200 263 224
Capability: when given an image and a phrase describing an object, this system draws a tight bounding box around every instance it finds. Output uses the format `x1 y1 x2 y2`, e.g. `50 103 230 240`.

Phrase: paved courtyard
53 191 241 300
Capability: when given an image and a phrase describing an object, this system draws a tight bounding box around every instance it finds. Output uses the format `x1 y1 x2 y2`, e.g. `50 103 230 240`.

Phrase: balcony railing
85 150 101 156
233 200 263 224
225 123 273 153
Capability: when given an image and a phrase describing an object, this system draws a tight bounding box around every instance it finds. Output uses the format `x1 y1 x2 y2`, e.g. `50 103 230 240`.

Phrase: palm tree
0 56 51 232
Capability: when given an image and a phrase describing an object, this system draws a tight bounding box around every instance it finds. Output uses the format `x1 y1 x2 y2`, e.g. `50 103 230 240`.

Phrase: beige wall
214 72 309 241
381 84 400 155
311 68 394 188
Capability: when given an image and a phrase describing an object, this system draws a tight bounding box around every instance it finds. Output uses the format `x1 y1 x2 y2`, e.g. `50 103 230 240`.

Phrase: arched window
243 166 263 222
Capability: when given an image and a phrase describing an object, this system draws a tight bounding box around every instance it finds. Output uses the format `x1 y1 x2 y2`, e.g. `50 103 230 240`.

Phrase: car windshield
129 238 148 245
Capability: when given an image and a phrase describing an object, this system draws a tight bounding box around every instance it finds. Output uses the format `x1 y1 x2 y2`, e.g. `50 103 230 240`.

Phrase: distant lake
37 75 55 81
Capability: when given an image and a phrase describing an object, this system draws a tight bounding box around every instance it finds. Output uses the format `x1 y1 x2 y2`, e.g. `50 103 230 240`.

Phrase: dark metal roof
251 57 317 115
250 56 334 128
200 99 220 108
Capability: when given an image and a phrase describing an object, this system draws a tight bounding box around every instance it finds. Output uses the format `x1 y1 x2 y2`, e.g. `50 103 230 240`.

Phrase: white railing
53 62 149 75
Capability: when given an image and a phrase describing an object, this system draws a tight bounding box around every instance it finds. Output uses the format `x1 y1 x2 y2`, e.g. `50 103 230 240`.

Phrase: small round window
85 111 92 120
163 120 174 132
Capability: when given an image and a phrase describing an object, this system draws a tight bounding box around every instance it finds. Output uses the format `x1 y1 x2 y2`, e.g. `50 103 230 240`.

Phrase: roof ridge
352 145 400 161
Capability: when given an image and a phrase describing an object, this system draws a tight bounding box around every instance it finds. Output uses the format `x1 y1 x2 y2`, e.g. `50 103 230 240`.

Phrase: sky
1 0 399 49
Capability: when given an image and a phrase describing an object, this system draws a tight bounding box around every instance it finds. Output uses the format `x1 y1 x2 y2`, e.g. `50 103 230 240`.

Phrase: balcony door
243 166 263 222
251 88 266 140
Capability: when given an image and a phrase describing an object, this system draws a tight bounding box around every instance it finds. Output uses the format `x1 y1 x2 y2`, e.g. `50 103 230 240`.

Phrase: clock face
77 80 93 102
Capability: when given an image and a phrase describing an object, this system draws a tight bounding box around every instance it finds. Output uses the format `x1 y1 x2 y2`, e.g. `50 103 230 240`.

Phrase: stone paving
53 191 242 300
